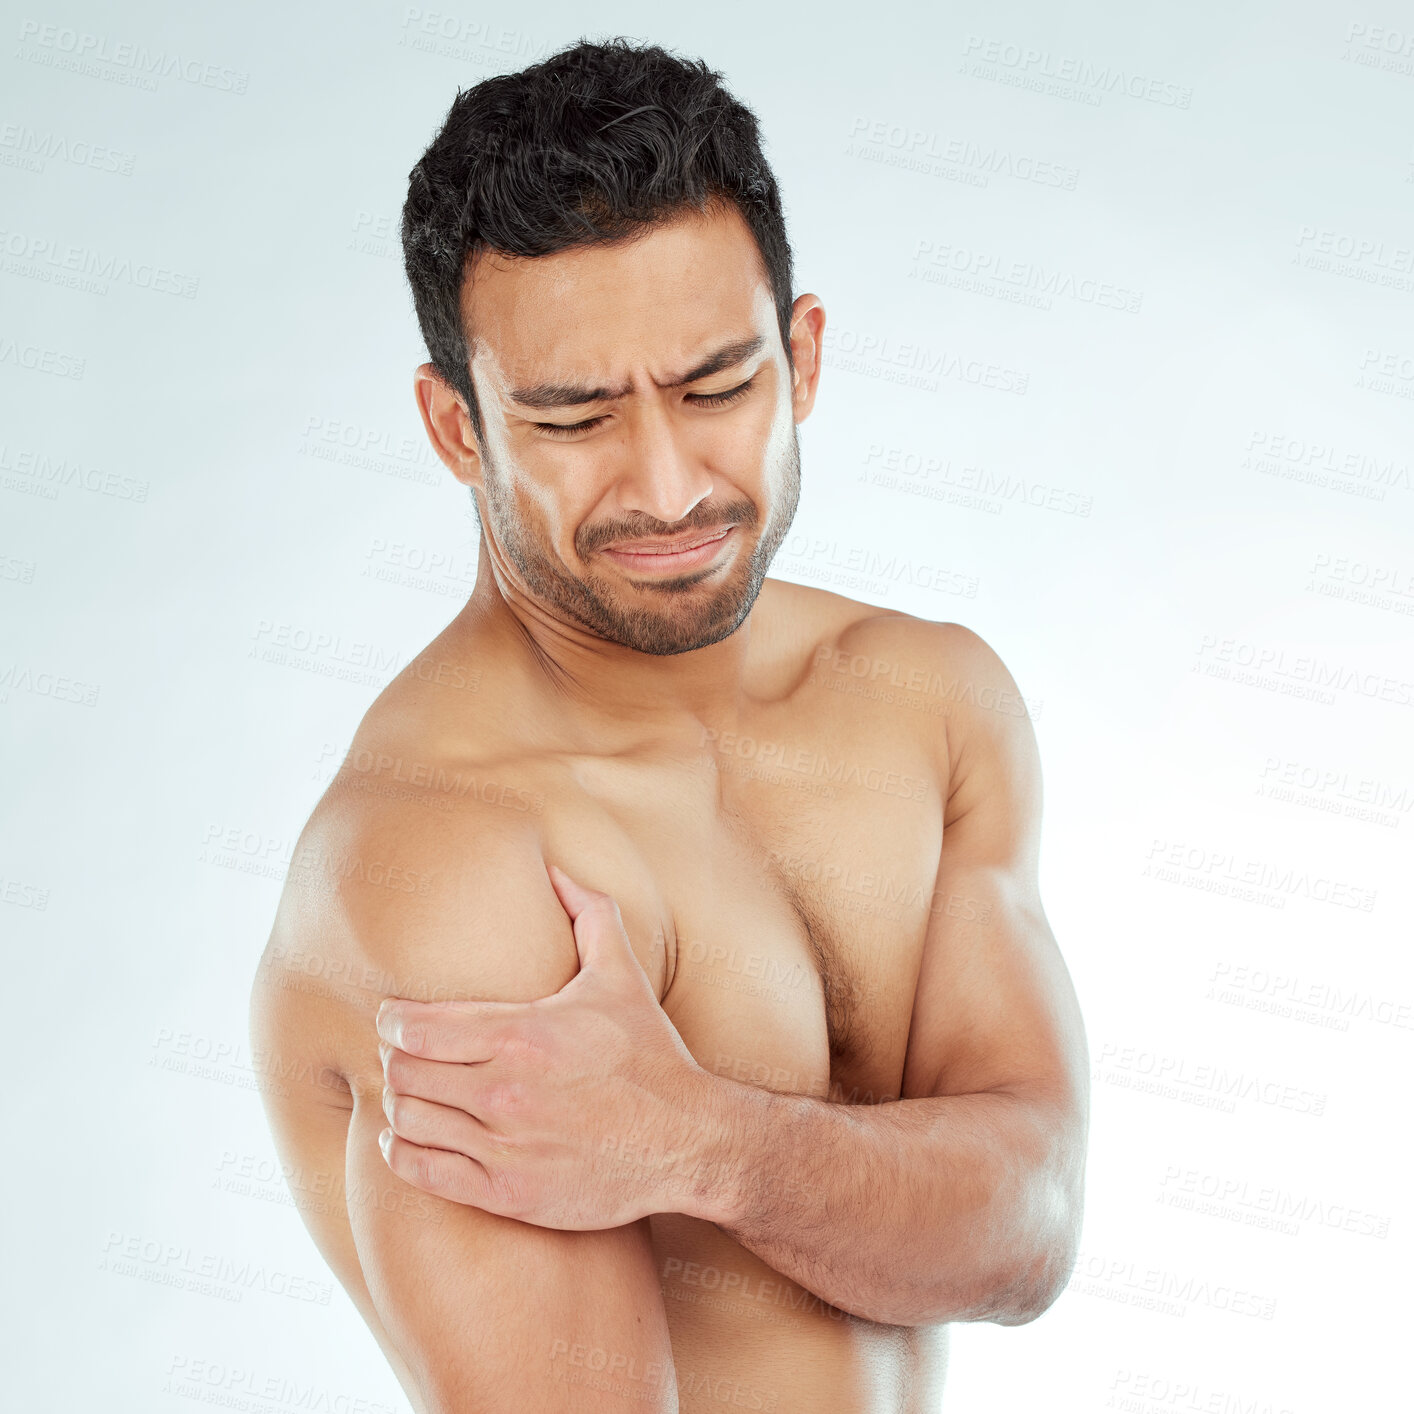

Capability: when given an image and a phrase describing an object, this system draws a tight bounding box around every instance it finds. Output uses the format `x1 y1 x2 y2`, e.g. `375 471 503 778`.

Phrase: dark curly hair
400 35 796 452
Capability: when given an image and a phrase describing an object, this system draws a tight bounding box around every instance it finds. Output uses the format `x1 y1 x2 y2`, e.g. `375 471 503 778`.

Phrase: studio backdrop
3 1 1410 1410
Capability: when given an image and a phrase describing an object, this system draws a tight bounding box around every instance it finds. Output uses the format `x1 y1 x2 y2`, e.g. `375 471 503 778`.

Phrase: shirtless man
249 36 1088 1413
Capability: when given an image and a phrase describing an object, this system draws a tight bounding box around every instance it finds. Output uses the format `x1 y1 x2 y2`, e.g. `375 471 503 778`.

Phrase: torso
348 578 952 1411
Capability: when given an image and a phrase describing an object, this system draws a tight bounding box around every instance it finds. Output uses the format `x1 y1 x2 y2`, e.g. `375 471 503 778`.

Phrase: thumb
545 861 637 978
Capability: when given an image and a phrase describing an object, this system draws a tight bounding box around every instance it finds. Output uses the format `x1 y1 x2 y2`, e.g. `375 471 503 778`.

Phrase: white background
3 2 1411 1410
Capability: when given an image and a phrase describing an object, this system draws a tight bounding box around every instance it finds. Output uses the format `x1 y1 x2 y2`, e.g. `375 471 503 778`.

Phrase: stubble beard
478 428 801 658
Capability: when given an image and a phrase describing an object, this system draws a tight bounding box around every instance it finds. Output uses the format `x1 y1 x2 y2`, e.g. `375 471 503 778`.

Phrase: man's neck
457 546 763 742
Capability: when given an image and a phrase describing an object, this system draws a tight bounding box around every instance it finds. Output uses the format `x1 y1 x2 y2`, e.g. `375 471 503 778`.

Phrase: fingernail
379 1127 392 1157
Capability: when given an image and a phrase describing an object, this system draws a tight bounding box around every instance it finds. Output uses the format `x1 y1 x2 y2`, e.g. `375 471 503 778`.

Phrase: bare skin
249 200 1088 1413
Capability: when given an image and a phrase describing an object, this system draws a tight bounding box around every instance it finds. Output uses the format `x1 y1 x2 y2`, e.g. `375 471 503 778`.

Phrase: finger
383 1047 506 1119
377 996 527 1060
378 1128 502 1211
383 1089 497 1161
545 860 599 919
545 862 635 974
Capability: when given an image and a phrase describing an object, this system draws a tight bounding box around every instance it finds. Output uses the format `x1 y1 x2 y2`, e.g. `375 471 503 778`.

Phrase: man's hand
375 862 722 1229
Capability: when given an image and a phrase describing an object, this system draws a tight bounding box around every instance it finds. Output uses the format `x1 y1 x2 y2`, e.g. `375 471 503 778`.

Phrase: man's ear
787 294 826 423
413 363 483 490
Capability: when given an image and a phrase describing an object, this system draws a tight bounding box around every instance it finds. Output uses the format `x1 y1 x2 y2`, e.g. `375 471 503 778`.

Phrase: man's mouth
604 527 734 555
600 525 737 574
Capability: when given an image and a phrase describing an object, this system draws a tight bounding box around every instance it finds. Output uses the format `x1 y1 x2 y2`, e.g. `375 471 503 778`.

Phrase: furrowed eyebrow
506 334 767 411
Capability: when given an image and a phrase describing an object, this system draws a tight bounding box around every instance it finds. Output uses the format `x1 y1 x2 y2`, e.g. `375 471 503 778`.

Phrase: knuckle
591 894 623 924
502 1029 540 1066
491 1168 528 1217
410 1149 438 1189
489 1081 523 1115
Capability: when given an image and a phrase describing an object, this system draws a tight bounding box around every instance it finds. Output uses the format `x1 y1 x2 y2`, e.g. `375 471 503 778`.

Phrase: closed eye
534 375 758 438
687 375 757 409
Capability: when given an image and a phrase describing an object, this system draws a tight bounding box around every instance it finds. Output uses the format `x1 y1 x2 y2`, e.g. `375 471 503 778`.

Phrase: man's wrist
668 1064 776 1228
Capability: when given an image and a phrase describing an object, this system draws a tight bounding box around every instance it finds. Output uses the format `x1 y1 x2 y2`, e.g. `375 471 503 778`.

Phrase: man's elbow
892 1223 1079 1329
989 1092 1087 1325
986 1214 1081 1327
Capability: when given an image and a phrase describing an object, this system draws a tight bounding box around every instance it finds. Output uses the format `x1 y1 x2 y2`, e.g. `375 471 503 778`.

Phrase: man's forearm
676 1073 1082 1328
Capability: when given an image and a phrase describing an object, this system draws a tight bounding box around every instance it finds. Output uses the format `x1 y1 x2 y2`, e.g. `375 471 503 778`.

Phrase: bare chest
542 700 944 1111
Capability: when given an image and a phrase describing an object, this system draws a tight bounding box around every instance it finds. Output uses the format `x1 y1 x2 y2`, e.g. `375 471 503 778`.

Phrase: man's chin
581 571 759 656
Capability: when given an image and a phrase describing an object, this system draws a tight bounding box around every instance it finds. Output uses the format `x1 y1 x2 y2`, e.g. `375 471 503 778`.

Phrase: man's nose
613 398 714 524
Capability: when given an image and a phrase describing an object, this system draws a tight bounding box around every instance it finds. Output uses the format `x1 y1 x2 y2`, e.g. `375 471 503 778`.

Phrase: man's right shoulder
251 747 578 1090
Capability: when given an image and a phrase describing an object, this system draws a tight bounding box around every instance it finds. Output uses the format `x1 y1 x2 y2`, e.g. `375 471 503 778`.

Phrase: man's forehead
462 205 775 399
471 297 777 411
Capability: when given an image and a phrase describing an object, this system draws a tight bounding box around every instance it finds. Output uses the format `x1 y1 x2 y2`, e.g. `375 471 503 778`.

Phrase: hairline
453 196 794 430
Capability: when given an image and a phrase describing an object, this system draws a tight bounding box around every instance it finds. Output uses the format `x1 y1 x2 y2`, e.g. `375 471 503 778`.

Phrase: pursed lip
602 526 735 555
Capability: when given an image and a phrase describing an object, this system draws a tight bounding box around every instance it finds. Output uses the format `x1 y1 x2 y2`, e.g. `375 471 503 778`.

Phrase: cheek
702 403 780 481
757 404 797 478
508 466 578 530
533 479 605 561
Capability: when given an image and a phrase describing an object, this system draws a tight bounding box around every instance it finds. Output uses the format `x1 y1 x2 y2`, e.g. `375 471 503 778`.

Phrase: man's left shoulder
821 612 1038 781
832 611 1031 714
